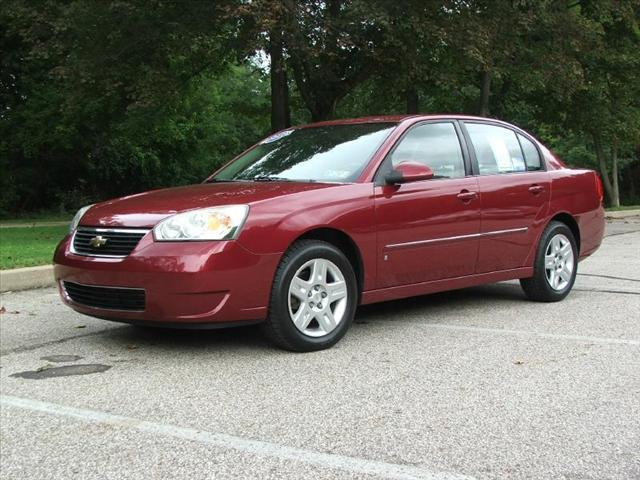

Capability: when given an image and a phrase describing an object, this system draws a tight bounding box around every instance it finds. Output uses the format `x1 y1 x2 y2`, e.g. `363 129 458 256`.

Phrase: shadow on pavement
86 282 527 352
356 281 526 321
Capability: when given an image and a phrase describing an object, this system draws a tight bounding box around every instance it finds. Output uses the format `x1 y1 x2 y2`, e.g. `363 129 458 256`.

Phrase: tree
372 1 445 114
230 0 291 132
0 0 240 213
269 25 291 130
2 0 639 214
284 0 390 121
554 0 640 206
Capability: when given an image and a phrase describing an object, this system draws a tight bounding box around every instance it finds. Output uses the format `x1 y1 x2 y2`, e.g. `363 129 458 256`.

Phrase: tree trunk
406 88 419 114
310 97 337 122
593 134 618 206
611 144 620 207
269 29 290 132
479 70 491 116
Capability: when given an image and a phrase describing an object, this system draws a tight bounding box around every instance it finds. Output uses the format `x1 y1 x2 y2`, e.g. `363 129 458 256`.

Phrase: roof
296 114 507 129
296 115 416 128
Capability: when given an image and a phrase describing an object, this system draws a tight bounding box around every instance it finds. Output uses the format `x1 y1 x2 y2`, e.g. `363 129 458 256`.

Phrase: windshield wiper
205 178 247 183
252 176 293 182
252 176 316 183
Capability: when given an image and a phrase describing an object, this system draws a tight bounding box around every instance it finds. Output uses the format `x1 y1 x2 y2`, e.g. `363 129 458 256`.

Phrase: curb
605 209 640 219
0 265 55 293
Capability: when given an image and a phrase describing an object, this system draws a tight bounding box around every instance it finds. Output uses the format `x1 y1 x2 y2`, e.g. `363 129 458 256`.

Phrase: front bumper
54 233 280 325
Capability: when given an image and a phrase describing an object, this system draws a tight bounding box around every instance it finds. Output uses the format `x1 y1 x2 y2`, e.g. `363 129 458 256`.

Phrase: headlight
153 205 249 241
69 205 94 233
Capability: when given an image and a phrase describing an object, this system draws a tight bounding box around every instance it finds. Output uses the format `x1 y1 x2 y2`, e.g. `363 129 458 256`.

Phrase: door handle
457 190 478 202
529 184 545 195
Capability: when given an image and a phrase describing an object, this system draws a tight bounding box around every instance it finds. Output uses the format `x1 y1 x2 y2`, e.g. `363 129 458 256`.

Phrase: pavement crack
0 327 126 357
578 273 640 283
604 229 640 237
419 324 640 346
574 288 640 296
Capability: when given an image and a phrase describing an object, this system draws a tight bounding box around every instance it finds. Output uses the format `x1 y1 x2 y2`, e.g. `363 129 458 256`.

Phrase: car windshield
212 123 396 183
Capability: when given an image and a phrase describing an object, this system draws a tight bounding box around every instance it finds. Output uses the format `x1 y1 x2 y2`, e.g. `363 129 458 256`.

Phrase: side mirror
385 162 434 185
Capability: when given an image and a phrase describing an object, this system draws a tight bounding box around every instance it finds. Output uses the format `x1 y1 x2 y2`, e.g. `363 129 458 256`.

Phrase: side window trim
453 120 475 177
460 120 547 175
459 121 479 176
373 119 471 185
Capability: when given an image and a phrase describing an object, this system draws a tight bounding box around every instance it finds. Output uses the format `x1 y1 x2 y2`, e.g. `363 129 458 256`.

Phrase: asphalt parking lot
1 218 639 480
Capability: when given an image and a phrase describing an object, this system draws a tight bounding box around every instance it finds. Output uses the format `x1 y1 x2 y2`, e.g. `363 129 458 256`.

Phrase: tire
262 240 358 352
520 221 578 302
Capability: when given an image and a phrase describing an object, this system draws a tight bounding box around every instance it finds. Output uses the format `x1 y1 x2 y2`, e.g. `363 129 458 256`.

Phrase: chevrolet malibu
54 115 605 351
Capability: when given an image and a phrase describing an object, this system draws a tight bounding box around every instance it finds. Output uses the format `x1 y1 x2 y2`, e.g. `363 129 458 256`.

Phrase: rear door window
465 123 526 175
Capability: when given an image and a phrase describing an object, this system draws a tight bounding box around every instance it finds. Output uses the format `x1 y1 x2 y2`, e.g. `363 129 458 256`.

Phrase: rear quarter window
517 134 543 171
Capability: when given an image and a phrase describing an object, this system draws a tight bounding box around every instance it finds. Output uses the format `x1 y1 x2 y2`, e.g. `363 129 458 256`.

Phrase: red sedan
54 115 605 351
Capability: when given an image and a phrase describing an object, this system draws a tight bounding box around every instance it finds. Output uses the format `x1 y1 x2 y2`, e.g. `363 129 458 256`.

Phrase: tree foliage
1 0 639 215
557 0 640 206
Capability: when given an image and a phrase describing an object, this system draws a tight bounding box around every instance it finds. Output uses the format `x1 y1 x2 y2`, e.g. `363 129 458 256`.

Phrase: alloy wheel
544 233 574 291
288 258 348 337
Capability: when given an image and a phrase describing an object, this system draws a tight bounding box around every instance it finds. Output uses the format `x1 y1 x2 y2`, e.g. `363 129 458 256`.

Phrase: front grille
63 282 145 311
72 227 148 257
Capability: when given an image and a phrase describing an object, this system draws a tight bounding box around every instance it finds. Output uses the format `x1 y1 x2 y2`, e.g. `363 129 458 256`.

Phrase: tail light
594 173 604 204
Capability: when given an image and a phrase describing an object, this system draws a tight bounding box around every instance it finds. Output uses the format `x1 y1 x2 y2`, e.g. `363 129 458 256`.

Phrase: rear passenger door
461 122 550 273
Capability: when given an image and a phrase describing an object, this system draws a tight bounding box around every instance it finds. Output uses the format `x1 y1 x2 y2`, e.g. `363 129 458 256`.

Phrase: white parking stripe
420 324 640 346
0 395 475 480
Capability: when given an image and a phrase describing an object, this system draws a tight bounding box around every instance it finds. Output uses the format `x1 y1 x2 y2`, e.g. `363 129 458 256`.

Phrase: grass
0 214 71 226
0 202 637 270
0 225 69 269
605 205 640 212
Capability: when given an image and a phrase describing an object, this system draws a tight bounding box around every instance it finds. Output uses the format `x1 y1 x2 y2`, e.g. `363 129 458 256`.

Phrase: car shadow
91 281 527 353
98 322 270 353
355 281 527 322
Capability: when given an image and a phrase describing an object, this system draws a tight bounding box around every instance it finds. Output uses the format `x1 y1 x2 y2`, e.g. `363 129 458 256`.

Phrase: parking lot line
419 324 640 346
0 395 475 480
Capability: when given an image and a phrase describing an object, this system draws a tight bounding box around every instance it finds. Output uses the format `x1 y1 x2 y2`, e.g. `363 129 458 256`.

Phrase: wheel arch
292 227 365 298
549 212 581 254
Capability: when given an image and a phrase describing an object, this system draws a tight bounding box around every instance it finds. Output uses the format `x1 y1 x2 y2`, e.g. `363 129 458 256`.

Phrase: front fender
237 183 377 289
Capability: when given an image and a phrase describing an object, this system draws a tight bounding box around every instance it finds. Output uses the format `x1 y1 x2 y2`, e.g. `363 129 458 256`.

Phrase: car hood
80 182 338 228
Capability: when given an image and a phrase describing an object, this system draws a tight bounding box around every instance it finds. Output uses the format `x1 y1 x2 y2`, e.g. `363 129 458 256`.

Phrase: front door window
387 122 466 179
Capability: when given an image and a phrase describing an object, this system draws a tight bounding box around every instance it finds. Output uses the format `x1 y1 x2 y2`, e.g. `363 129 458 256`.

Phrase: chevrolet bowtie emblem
89 235 108 248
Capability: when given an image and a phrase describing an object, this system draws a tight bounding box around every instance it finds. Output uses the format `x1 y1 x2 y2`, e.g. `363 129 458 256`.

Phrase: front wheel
262 240 358 352
520 221 578 302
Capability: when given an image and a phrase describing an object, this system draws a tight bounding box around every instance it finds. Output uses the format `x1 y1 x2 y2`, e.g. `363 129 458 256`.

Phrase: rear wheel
520 221 578 302
262 240 358 351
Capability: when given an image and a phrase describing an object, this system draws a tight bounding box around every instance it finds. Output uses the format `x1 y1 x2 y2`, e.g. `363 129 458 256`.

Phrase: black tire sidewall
534 222 578 300
269 241 358 351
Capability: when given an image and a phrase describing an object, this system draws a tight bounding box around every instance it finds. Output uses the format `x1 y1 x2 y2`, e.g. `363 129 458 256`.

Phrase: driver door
374 121 481 288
